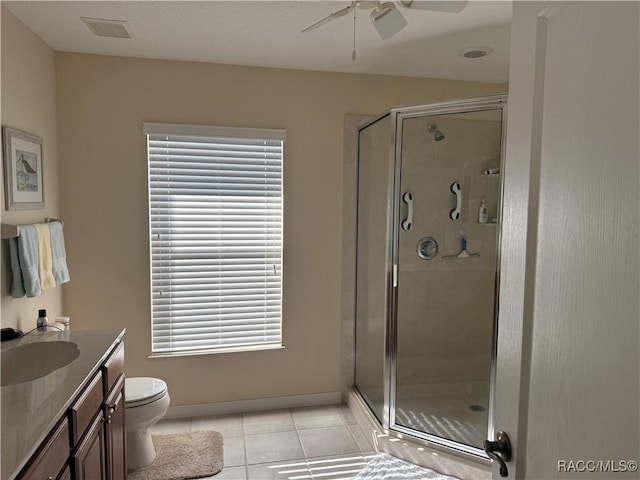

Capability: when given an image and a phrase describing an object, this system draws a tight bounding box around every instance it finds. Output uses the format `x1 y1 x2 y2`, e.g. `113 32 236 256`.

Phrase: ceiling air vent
81 17 135 39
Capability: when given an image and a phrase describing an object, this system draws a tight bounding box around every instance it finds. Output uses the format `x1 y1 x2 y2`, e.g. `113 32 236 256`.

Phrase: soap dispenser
478 198 488 224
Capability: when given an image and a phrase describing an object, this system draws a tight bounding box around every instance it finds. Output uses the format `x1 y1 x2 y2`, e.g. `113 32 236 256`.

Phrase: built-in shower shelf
478 221 498 226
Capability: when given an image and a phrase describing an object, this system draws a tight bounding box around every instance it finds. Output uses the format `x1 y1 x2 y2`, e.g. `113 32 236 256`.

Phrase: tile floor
149 404 377 480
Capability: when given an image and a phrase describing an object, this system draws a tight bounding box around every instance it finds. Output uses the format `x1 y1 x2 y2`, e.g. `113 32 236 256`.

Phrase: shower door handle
401 192 413 231
483 431 512 477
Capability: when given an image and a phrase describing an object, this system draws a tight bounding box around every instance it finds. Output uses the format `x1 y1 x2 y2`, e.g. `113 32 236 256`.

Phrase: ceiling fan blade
399 0 468 13
301 4 354 33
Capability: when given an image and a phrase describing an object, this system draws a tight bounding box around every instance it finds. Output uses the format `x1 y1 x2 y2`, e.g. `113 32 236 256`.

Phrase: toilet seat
125 377 168 408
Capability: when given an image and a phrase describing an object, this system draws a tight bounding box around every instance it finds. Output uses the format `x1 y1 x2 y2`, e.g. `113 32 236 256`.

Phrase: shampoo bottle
478 198 488 224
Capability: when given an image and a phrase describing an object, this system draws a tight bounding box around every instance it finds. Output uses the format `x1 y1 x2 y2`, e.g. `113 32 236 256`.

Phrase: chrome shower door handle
401 191 413 231
483 431 512 477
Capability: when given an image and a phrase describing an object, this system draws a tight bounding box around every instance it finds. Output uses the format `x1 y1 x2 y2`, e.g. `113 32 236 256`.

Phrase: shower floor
395 391 488 448
357 384 489 449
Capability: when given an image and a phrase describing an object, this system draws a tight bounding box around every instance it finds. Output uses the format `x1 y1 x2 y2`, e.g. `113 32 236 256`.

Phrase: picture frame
2 126 44 210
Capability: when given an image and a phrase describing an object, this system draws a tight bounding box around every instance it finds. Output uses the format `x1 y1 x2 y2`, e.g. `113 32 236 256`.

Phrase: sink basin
1 341 80 386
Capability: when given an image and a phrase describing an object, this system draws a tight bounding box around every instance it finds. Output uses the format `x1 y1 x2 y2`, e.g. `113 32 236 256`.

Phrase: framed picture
2 126 44 210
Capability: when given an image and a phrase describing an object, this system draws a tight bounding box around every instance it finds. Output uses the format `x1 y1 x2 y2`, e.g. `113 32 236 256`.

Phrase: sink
1 341 80 386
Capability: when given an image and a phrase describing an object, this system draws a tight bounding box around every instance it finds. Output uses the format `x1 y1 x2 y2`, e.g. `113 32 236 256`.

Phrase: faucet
34 323 65 334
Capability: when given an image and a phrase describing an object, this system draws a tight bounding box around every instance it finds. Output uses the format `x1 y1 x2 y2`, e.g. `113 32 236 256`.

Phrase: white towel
48 221 70 285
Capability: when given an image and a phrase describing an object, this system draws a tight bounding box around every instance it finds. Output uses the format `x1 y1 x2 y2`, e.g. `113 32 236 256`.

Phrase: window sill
148 344 285 359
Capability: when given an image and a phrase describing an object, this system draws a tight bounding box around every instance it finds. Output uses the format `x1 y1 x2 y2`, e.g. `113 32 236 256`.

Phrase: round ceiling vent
459 46 494 59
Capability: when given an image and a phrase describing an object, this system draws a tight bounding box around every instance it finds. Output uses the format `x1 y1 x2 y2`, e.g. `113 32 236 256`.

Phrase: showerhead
428 124 445 142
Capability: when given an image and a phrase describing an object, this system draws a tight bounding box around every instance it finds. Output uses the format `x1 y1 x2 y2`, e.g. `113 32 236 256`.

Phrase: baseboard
164 391 342 419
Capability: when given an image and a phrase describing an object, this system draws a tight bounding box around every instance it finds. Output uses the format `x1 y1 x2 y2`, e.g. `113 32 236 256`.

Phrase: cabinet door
104 376 126 480
57 466 71 480
73 413 107 480
17 418 70 480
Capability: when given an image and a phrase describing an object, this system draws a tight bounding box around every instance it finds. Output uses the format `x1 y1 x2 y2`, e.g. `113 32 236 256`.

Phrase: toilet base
124 390 170 471
127 429 157 470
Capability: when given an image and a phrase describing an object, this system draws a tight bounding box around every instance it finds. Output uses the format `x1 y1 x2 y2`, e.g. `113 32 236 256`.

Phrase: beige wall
55 51 505 406
0 8 62 331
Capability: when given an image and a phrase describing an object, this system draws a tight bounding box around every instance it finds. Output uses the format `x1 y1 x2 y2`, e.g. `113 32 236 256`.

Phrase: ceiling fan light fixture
370 2 408 39
399 0 468 13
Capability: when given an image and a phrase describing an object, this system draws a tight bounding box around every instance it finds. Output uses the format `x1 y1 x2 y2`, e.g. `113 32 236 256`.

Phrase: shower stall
354 95 507 458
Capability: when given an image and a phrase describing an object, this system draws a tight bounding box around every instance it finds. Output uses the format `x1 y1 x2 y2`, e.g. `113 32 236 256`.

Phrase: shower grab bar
401 192 413 231
449 182 462 221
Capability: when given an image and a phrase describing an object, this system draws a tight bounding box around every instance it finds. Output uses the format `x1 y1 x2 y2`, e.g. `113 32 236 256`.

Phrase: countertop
1 328 125 480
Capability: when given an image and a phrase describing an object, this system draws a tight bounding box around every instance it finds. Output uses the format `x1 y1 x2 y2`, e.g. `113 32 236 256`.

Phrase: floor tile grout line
291 407 311 462
289 407 311 470
240 411 250 470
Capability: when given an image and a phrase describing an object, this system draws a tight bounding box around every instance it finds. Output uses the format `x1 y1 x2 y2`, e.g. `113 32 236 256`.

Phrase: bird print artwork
15 150 38 192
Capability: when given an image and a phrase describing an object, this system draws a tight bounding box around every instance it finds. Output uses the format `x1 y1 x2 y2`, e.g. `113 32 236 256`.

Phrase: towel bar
1 218 64 240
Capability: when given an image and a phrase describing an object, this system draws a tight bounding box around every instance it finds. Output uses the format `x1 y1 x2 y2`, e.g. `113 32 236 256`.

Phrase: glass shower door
354 114 392 423
392 109 504 451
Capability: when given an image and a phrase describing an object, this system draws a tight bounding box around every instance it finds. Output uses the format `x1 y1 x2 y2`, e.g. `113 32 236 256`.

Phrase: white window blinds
145 123 285 354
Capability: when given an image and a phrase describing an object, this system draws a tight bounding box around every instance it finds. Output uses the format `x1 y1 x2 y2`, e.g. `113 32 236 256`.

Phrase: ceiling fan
301 1 468 41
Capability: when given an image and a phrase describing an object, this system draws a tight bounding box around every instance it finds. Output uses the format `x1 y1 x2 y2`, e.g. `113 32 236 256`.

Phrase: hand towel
8 237 26 298
34 223 56 290
48 221 70 285
16 225 42 297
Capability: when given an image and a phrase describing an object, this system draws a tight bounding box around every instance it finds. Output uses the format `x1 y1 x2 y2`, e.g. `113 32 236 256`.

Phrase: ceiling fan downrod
352 4 357 62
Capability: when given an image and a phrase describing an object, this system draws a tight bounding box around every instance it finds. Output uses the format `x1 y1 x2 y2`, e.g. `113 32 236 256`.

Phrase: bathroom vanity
1 329 126 480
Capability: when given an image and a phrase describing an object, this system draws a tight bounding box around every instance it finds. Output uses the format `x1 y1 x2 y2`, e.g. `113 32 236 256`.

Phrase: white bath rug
353 453 459 480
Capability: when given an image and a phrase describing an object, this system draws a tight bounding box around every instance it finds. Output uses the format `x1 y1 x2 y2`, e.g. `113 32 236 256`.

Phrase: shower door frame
358 94 509 461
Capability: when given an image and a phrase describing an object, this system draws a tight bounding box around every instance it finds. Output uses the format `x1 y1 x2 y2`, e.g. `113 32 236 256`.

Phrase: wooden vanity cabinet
16 417 70 480
104 375 126 480
15 341 125 480
58 467 72 480
73 412 108 480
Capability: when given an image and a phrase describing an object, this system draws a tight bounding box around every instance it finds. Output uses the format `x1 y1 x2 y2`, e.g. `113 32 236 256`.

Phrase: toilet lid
125 377 167 408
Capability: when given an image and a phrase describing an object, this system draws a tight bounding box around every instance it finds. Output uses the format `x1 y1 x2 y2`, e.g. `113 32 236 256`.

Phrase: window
144 123 285 355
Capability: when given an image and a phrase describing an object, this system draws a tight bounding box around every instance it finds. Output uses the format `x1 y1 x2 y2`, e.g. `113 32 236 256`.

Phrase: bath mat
353 453 458 480
127 431 224 480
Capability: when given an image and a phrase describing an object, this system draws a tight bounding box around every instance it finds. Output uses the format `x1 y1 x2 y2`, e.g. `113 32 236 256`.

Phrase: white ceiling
3 1 512 83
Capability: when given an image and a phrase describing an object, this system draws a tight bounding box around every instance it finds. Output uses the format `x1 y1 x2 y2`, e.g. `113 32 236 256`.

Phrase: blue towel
9 237 26 298
16 225 42 297
49 221 70 285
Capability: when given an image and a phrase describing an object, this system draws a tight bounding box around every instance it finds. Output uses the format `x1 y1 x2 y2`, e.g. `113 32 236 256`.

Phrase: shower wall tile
396 114 502 388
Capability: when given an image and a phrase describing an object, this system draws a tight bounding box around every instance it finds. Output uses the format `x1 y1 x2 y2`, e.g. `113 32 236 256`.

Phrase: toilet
124 377 170 470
